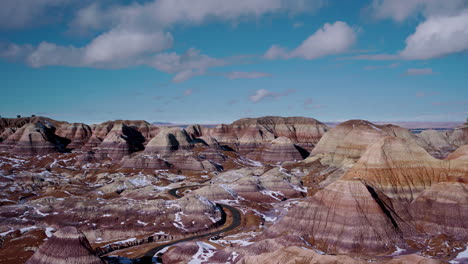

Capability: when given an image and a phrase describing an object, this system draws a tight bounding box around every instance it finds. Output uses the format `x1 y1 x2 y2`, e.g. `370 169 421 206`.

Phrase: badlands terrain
0 116 466 264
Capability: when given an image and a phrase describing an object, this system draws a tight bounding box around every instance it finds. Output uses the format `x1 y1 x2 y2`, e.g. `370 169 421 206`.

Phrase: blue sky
0 0 467 124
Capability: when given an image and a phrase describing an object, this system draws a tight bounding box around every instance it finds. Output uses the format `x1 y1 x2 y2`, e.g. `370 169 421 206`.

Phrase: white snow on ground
20 226 38 234
197 195 217 208
137 220 148 226
210 237 254 247
450 247 468 264
220 184 239 199
260 189 284 201
188 242 217 264
227 252 240 263
282 200 300 211
34 207 49 216
205 211 222 223
235 156 263 167
173 210 188 231
103 238 136 248
153 185 172 191
389 246 405 256
289 182 307 193
215 199 241 207
0 228 15 237
45 227 55 237
153 246 171 257
369 123 384 132
250 209 277 222
278 166 293 176
208 231 260 247
151 231 169 236
127 175 152 187
161 173 186 182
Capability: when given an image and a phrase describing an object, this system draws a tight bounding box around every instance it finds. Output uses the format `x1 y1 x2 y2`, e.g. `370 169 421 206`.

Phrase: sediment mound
25 226 104 264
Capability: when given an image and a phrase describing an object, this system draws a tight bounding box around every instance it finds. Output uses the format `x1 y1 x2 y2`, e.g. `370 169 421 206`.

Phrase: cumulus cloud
0 0 326 82
349 2 468 61
147 48 226 82
370 0 468 22
1 31 174 68
399 11 468 59
0 41 228 82
345 10 468 61
226 71 271 80
405 68 434 75
70 0 325 33
249 89 295 103
83 30 173 65
264 21 357 60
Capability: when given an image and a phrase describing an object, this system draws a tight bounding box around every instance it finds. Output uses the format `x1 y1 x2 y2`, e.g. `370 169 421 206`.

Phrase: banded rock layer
188 116 329 154
309 120 441 166
246 136 306 163
25 226 104 264
268 136 468 255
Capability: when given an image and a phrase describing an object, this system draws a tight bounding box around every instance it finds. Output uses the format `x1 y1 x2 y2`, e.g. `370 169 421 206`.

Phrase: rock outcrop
122 127 223 171
92 122 147 161
25 226 105 264
308 120 445 166
189 116 328 154
268 136 468 255
0 122 70 155
449 121 468 147
55 123 92 150
246 136 306 163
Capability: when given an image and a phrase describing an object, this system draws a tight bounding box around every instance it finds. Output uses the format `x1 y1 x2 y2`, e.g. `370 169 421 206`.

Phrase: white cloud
345 1 468 61
70 0 325 33
226 71 271 80
249 89 295 103
405 68 434 75
264 21 357 60
345 10 468 61
83 30 173 64
264 45 289 60
27 42 83 67
147 48 226 82
2 30 174 68
370 0 468 22
400 11 468 59
0 0 83 29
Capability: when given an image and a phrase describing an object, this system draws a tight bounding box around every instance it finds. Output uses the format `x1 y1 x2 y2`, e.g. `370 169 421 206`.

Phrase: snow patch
188 242 216 264
20 226 38 234
103 237 137 248
45 227 55 237
450 247 468 264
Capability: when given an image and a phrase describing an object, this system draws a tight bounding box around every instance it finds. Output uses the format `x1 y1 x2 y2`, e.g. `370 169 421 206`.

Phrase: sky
0 0 467 124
